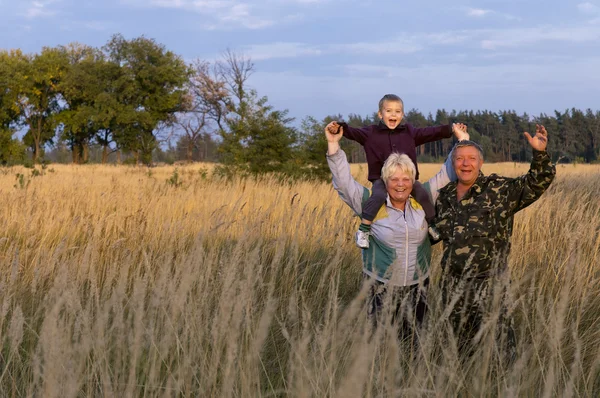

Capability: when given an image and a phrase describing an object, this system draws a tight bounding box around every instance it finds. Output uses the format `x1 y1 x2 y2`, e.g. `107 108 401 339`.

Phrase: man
434 124 556 354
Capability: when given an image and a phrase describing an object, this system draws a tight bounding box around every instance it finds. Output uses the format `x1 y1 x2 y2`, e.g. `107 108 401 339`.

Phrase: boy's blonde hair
378 94 404 112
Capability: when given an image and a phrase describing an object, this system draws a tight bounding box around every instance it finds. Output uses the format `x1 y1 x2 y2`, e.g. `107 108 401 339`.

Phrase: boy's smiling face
378 100 404 130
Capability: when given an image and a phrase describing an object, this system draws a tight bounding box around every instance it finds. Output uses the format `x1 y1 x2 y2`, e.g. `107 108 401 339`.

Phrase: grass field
0 161 599 397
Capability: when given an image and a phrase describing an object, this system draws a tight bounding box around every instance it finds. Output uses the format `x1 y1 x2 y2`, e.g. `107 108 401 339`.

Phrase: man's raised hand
524 124 548 152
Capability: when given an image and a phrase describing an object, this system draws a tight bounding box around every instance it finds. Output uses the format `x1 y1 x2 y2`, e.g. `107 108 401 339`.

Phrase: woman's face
386 170 413 206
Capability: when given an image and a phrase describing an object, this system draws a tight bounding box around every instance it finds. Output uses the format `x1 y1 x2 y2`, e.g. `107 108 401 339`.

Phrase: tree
217 91 297 174
103 34 191 164
0 50 21 129
16 47 69 162
0 129 26 165
175 69 219 163
174 132 219 162
190 60 230 132
584 109 600 162
218 49 254 125
295 116 331 180
0 50 25 164
57 43 105 163
238 98 296 174
174 108 222 162
191 51 302 177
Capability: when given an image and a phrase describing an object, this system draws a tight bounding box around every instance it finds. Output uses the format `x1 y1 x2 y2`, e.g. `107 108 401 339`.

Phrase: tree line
2 35 599 178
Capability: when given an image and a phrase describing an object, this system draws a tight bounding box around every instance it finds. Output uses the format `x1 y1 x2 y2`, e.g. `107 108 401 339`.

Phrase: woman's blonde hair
381 153 416 185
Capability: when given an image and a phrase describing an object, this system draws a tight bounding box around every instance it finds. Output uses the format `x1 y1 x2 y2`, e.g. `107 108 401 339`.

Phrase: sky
1 0 600 125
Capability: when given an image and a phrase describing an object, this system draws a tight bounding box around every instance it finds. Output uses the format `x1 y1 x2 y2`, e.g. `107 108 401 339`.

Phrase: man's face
386 170 413 206
378 100 404 130
453 146 483 187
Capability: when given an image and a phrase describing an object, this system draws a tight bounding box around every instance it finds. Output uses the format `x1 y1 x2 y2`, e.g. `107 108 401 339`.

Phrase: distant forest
2 35 598 171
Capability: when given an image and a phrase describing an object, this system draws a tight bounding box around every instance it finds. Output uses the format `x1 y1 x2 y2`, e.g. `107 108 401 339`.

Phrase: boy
327 94 467 248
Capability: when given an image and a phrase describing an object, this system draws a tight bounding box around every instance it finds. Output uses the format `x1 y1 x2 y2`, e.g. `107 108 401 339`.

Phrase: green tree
193 51 304 177
0 50 26 164
57 43 105 163
0 50 21 129
103 34 191 164
218 92 298 175
584 109 600 162
238 100 296 174
0 129 26 165
16 47 69 162
295 116 331 180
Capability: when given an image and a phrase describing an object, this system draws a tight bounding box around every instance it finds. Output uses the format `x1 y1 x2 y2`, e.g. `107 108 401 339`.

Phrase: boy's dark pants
362 179 435 222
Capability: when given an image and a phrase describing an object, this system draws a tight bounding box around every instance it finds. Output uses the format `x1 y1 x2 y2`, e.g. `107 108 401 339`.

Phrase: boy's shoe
428 224 441 242
355 230 370 248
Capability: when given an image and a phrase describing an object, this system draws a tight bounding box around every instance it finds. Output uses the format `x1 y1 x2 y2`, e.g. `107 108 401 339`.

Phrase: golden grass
0 161 599 397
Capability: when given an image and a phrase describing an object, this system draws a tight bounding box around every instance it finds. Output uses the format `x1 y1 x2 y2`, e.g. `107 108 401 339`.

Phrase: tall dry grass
0 161 598 397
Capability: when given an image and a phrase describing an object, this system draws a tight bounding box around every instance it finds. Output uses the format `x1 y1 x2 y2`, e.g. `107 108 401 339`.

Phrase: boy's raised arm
413 123 455 146
330 121 370 146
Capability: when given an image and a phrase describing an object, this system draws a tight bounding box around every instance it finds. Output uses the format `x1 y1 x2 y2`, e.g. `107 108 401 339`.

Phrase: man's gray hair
452 140 484 162
381 153 416 185
378 94 404 112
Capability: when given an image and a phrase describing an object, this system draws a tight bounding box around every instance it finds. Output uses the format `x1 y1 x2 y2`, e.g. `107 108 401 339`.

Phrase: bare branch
190 59 230 131
219 49 254 106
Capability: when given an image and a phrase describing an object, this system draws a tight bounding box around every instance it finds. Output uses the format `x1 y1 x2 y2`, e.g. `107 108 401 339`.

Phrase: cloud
149 0 231 10
217 31 462 61
320 32 465 56
335 31 474 55
213 4 274 29
464 7 520 21
265 0 328 4
82 21 113 31
234 21 600 64
467 8 491 17
340 40 423 55
425 32 470 45
232 21 600 63
146 1 278 30
480 25 600 49
578 2 600 14
123 0 304 30
277 0 324 3
243 42 322 60
23 0 60 19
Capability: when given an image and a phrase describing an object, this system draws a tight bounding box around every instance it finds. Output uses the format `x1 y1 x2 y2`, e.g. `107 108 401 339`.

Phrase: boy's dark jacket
340 121 452 181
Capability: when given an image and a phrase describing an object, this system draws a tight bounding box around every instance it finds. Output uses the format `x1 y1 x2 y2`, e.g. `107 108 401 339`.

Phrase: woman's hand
325 121 343 142
325 122 343 155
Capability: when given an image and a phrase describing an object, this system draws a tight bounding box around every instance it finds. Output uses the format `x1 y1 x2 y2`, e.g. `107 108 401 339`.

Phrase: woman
325 123 466 337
